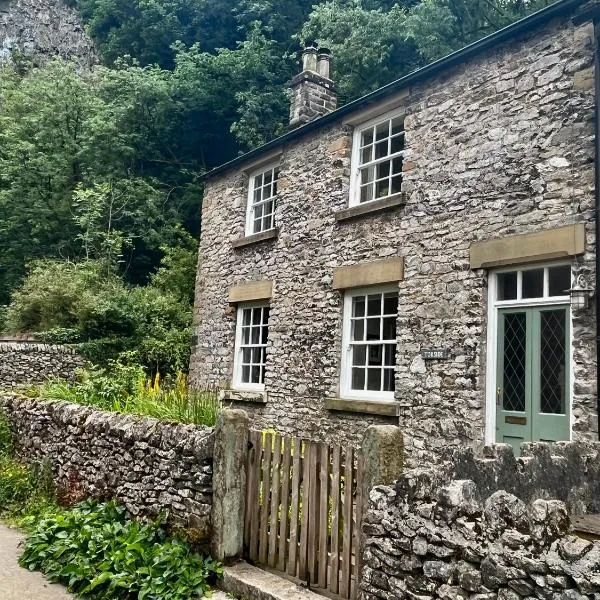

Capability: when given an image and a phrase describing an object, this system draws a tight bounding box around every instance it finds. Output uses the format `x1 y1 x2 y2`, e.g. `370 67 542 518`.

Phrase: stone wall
0 341 85 388
0 394 215 534
362 442 600 600
0 0 95 66
191 6 597 462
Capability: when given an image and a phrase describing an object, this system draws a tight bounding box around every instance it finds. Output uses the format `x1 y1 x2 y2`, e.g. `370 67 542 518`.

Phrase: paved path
0 524 73 599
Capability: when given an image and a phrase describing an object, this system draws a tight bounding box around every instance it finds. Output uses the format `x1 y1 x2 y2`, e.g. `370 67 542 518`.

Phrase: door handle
496 387 502 406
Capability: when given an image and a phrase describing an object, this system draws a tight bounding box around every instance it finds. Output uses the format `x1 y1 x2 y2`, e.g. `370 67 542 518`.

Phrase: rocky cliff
0 0 95 66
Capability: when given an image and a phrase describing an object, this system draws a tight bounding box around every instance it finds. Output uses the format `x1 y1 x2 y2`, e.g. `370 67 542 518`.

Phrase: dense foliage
27 364 221 426
1 0 554 361
20 500 222 599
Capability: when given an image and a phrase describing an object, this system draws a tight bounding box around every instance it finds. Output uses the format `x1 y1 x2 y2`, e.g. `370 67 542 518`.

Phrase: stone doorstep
220 562 324 600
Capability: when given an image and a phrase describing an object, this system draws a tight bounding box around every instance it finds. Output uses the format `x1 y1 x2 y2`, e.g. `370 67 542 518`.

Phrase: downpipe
593 18 600 439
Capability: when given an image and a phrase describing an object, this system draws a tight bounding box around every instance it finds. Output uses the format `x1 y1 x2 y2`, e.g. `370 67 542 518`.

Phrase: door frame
484 261 573 445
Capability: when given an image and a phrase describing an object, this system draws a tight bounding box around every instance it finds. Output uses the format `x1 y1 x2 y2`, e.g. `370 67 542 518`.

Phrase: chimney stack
289 46 337 129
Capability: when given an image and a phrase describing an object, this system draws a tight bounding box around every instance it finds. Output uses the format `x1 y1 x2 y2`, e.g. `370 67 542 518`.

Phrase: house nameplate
421 348 450 360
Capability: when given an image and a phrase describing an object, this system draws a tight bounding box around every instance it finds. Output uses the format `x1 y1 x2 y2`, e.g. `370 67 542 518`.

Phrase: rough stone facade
362 442 600 599
0 394 215 533
190 8 597 463
0 341 85 388
0 0 95 66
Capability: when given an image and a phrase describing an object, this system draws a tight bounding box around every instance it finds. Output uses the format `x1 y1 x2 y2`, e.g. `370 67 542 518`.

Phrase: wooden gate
244 431 363 599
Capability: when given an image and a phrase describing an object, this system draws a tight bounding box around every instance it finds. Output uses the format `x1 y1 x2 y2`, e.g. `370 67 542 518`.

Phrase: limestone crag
363 443 600 600
0 394 215 534
0 342 84 387
0 0 95 66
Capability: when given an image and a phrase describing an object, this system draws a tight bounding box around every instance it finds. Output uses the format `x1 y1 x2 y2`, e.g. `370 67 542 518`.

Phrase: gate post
211 408 250 561
357 426 403 594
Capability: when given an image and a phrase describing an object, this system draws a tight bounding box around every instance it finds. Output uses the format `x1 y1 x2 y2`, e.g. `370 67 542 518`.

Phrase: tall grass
26 364 221 427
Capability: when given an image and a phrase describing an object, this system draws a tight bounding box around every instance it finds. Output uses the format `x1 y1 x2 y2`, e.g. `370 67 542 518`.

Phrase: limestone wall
362 443 600 600
0 0 95 66
0 341 85 388
0 394 215 534
190 5 597 463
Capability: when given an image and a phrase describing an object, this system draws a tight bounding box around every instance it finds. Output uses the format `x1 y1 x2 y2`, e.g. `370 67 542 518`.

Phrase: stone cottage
190 0 600 466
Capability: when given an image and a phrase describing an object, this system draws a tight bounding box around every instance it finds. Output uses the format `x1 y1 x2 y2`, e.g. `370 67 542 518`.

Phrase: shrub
20 500 222 600
29 365 221 427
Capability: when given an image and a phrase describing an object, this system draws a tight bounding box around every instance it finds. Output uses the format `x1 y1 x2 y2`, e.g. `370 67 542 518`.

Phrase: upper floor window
246 164 279 236
350 113 404 206
340 286 398 400
233 302 270 390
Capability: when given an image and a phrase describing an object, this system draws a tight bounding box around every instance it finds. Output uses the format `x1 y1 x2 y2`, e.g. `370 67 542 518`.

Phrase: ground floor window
233 302 270 390
340 286 398 400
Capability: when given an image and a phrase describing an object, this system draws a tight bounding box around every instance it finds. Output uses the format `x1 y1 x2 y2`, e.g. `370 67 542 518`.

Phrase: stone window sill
220 389 267 404
334 193 405 222
326 397 400 417
232 228 279 249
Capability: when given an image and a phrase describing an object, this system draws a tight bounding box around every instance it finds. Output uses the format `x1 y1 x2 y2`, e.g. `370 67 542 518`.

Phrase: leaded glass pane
540 310 567 414
502 312 527 412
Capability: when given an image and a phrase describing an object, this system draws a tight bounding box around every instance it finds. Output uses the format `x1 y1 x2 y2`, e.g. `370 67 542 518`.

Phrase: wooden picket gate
244 431 363 600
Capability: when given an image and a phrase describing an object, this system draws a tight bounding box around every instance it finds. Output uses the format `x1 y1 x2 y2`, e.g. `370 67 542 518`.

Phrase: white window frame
233 301 270 391
349 108 405 208
484 261 573 445
340 285 398 401
245 163 279 237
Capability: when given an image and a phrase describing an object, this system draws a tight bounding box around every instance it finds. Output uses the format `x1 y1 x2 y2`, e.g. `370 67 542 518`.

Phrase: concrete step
221 562 325 600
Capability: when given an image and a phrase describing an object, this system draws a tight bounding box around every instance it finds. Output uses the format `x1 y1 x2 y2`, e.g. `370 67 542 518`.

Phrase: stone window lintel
220 389 267 404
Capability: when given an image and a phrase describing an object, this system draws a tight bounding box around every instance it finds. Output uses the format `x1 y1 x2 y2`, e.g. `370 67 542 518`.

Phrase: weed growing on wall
27 363 221 427
0 410 58 524
20 500 222 600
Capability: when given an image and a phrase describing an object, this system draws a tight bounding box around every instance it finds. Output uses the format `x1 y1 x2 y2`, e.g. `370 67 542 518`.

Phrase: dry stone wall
191 6 597 462
0 394 215 534
0 341 84 387
362 442 600 600
0 0 95 66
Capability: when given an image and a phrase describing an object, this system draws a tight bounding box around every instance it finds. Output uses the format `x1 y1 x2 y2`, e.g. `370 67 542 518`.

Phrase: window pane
497 272 517 301
243 309 252 326
383 293 398 315
375 141 388 159
353 346 366 366
392 157 403 174
352 319 364 341
242 366 250 383
242 327 250 344
391 136 403 154
360 184 374 203
361 165 375 184
261 326 268 344
254 175 262 188
353 297 365 318
391 117 403 135
368 345 383 366
264 170 272 185
391 176 402 194
361 147 373 164
367 368 381 391
251 366 261 383
252 347 262 363
242 348 251 364
251 327 260 344
522 269 544 299
361 128 373 146
377 161 390 179
367 295 381 316
384 344 396 366
254 188 262 204
382 317 396 340
252 308 262 325
375 122 389 140
366 318 380 340
383 368 395 392
352 368 365 390
254 203 264 219
548 265 571 297
375 180 390 198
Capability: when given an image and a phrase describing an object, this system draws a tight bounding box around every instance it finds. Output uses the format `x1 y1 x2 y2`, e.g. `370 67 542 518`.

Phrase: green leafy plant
28 364 221 427
20 500 222 600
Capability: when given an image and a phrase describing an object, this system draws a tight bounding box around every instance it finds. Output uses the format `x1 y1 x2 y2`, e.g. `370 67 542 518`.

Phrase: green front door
496 306 570 454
